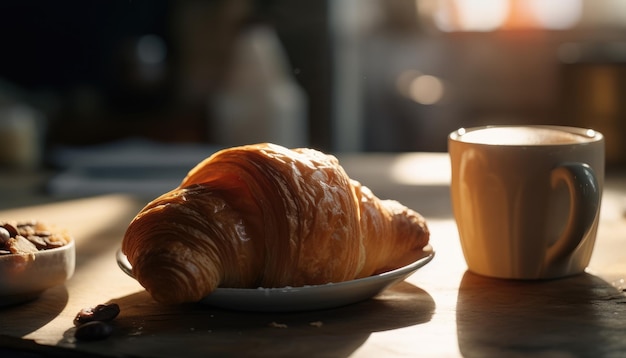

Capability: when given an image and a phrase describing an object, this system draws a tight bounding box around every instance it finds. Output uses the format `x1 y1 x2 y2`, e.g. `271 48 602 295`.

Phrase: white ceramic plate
116 246 434 312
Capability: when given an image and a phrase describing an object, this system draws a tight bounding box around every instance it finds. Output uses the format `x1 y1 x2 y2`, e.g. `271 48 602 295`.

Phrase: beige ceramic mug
448 125 604 279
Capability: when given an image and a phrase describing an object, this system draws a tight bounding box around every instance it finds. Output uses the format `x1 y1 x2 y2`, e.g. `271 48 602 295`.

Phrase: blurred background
1 0 625 202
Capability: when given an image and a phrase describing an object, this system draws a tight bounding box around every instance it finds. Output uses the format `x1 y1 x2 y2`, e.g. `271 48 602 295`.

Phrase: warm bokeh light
425 0 583 32
396 71 445 105
433 0 510 32
527 0 582 30
409 75 445 105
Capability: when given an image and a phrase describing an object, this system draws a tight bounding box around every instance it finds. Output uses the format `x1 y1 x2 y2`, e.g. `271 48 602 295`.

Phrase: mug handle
546 162 600 264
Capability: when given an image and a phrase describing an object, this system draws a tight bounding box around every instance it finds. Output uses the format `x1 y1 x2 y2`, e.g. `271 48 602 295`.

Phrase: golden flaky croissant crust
122 143 429 304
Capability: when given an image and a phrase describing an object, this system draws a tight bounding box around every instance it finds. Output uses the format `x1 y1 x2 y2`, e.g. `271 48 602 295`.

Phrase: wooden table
1 153 626 357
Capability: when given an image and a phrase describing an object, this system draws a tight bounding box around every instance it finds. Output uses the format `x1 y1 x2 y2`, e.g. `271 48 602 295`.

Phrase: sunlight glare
391 153 451 186
430 0 582 32
434 0 509 32
528 0 582 30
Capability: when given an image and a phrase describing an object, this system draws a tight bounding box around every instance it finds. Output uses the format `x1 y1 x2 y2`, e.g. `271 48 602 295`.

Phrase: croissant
122 143 429 304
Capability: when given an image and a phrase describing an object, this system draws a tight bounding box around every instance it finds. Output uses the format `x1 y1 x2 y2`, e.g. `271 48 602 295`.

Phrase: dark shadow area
0 339 115 358
456 271 626 357
0 285 69 337
55 281 434 358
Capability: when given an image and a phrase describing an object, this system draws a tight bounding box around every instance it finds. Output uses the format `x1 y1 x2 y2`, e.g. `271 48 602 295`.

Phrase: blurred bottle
0 104 45 171
209 24 308 148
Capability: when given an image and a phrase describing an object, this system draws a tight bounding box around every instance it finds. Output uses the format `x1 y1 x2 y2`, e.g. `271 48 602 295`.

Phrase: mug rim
449 125 604 146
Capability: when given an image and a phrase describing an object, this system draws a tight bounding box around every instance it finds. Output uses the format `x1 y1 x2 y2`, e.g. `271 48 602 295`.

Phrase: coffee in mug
448 125 604 279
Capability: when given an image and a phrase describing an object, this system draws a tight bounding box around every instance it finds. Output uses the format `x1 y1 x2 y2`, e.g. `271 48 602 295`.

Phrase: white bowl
0 239 75 306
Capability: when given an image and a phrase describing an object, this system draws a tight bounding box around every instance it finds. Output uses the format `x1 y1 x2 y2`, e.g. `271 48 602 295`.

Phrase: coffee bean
17 223 35 236
74 308 94 326
26 235 47 249
92 303 121 322
2 223 18 238
0 227 10 244
74 321 113 341
74 303 120 326
36 230 51 237
42 235 65 249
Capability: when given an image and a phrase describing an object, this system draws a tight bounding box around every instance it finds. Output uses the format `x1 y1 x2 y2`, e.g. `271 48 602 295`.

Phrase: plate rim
116 245 435 310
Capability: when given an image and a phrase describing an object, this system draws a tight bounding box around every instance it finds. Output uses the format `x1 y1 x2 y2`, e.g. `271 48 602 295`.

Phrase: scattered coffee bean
74 303 120 326
74 321 114 341
74 308 94 326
